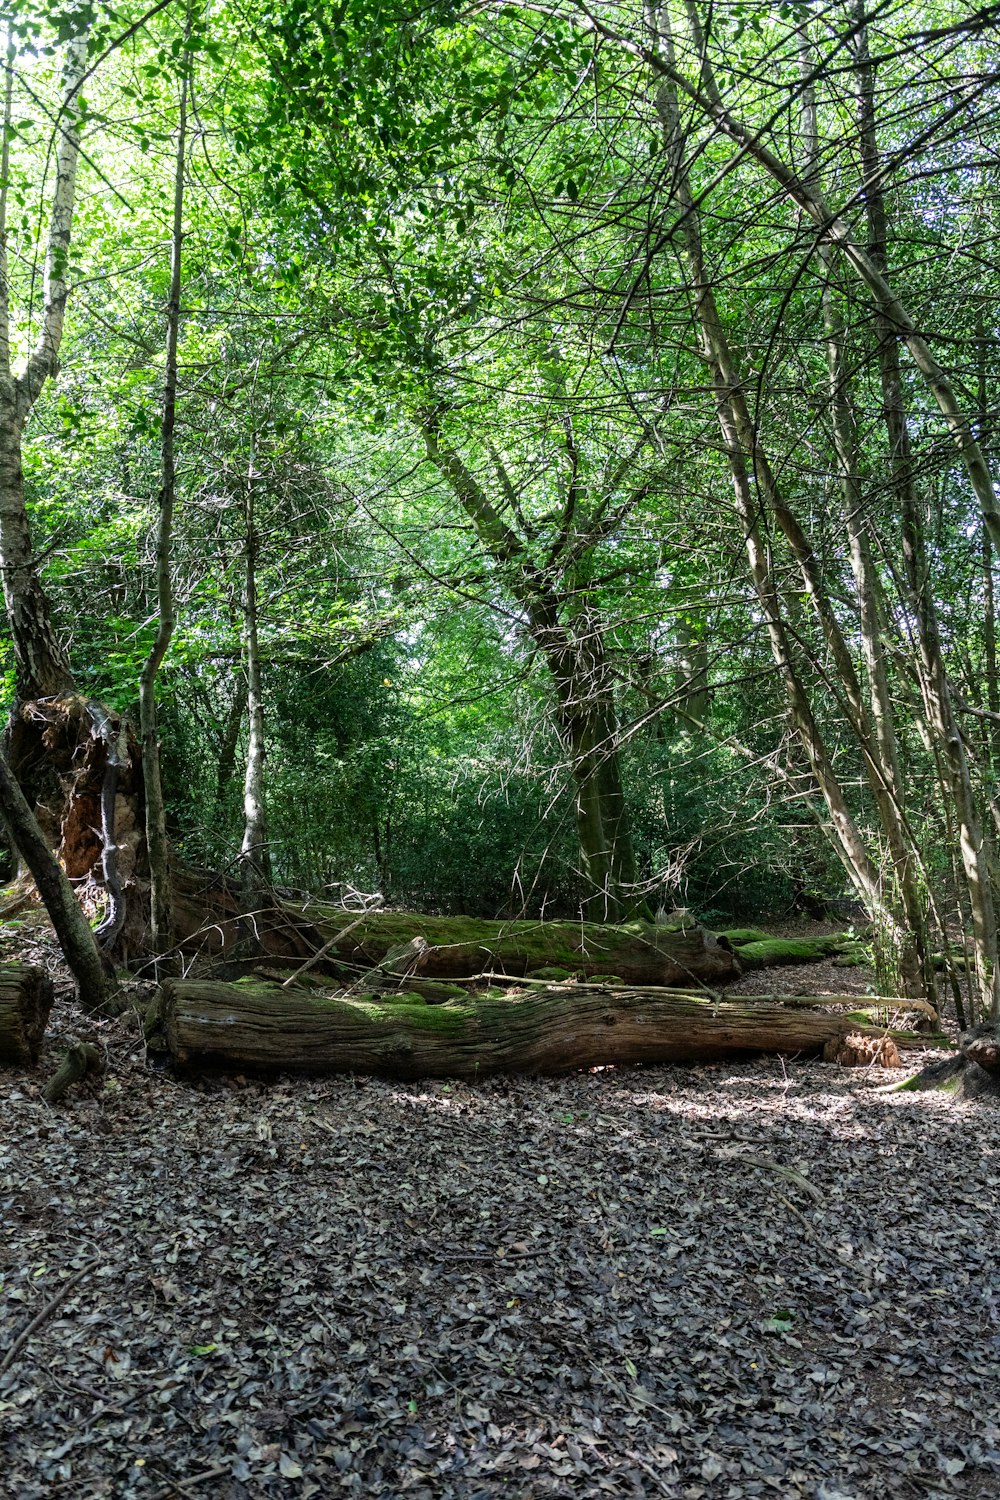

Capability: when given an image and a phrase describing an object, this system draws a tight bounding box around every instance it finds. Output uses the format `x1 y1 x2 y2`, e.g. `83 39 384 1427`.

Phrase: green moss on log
735 935 856 969
346 997 468 1035
719 928 770 946
155 977 937 1080
293 908 739 987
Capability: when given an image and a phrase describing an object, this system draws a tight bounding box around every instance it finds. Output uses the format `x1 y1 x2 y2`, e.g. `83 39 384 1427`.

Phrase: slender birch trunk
797 38 931 999
139 59 188 970
240 472 272 885
0 32 86 699
573 0 1000 556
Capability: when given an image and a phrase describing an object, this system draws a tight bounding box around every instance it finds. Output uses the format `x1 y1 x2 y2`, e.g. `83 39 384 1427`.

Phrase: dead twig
282 898 383 988
148 1464 231 1500
0 1257 100 1375
713 1148 826 1205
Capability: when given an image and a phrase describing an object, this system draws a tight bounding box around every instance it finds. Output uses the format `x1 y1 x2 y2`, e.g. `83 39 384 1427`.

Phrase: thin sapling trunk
139 56 188 971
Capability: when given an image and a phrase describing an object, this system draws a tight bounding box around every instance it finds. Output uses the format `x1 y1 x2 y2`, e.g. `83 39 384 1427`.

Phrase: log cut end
822 1032 902 1068
0 965 55 1067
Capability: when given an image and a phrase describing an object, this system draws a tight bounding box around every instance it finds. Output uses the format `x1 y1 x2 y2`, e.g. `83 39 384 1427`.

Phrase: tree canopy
0 0 996 1007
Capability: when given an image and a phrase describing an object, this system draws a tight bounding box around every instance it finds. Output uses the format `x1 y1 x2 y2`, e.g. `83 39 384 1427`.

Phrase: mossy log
294 909 740 987
729 934 864 970
151 979 942 1080
0 965 54 1067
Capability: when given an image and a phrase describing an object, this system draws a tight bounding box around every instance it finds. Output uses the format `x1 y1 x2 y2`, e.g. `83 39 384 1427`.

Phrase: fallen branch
281 899 383 989
714 1149 826 1205
0 1258 100 1376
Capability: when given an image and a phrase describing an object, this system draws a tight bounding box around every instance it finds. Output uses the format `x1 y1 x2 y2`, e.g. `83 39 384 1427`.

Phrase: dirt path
2 979 997 1499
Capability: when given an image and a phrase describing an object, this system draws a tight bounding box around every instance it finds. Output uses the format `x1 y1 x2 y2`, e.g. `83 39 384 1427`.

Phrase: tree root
42 1041 104 1103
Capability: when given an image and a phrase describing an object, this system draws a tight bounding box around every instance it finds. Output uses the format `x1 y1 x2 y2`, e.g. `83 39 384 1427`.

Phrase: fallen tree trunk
0 965 55 1067
150 980 943 1080
724 933 866 969
292 910 740 987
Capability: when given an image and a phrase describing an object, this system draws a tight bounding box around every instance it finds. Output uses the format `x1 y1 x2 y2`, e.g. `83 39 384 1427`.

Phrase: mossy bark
732 934 863 969
0 964 54 1067
151 978 940 1080
894 1023 1000 1101
294 909 739 987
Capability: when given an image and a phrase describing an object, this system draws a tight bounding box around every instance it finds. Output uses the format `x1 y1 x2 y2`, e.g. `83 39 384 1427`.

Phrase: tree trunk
895 1024 1000 1103
420 418 642 921
0 31 87 701
0 749 108 1013
798 39 931 1001
150 979 939 1079
6 695 146 962
240 477 272 886
291 907 739 986
139 59 187 972
652 23 885 924
0 31 146 969
854 17 1000 1020
0 964 54 1066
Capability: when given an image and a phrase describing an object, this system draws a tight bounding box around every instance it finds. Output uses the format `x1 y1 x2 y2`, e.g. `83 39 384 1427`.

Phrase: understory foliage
0 0 998 988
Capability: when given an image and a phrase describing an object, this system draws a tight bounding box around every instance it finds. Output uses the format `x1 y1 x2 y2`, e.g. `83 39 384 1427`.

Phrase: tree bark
0 31 86 700
150 978 939 1079
0 752 107 1013
139 50 187 974
0 964 54 1066
294 907 739 986
239 473 272 886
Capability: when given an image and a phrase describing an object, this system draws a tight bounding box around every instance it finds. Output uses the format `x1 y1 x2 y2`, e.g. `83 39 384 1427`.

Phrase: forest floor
2 917 998 1500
